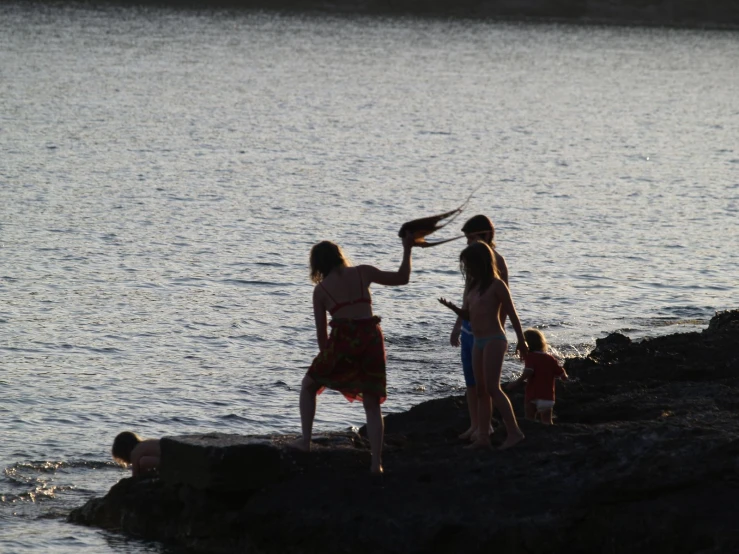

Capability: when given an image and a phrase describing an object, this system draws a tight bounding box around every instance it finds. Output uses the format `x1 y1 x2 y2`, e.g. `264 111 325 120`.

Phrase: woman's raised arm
363 232 415 287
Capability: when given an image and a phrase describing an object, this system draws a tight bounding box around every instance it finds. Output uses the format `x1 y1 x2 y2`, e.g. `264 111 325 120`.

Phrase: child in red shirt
507 329 567 425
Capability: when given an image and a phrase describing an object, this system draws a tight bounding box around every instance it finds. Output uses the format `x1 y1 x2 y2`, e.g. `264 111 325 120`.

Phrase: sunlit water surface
1 3 737 552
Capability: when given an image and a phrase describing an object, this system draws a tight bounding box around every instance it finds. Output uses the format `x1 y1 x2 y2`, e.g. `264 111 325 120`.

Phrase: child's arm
450 281 472 345
450 316 463 346
133 456 160 477
438 297 470 321
554 358 568 381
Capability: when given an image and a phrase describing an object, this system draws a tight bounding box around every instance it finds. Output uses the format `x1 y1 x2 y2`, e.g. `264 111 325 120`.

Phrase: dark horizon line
13 0 739 31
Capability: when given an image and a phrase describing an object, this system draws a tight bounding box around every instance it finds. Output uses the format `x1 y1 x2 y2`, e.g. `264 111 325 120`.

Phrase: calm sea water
1 3 737 551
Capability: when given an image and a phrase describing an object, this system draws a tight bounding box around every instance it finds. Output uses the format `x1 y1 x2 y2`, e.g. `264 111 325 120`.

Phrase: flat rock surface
69 310 739 553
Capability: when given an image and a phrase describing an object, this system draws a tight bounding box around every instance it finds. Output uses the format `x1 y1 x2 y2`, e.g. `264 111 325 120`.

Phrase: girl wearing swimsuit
291 232 416 475
449 214 510 442
439 241 528 450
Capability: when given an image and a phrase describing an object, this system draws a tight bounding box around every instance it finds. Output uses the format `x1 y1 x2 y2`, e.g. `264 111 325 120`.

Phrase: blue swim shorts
460 320 475 387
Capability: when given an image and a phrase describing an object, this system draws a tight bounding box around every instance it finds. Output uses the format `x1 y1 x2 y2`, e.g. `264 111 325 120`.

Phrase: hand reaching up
438 297 459 314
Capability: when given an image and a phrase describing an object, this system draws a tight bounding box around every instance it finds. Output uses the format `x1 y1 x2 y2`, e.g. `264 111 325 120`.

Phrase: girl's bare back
315 266 374 320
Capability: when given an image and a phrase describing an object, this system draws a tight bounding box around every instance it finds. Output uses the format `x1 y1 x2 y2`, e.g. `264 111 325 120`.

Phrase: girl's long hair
309 241 350 284
460 241 498 294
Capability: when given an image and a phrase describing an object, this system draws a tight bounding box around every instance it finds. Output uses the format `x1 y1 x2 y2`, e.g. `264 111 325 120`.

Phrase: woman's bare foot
288 437 311 452
499 431 525 450
370 463 384 475
458 427 476 440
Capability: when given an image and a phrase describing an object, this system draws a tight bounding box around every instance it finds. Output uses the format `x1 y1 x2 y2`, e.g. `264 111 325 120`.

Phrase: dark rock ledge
69 310 739 553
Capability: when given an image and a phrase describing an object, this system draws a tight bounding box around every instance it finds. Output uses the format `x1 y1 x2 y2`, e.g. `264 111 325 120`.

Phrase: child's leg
459 333 478 439
483 341 524 449
362 393 384 474
290 375 319 451
540 408 554 425
524 401 537 421
459 386 479 439
467 346 492 449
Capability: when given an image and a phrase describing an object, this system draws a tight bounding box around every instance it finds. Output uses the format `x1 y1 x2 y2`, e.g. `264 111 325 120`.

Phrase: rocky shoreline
52 0 739 30
69 310 739 553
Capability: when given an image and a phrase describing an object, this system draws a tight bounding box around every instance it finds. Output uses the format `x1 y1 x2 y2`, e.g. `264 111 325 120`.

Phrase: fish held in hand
397 185 482 248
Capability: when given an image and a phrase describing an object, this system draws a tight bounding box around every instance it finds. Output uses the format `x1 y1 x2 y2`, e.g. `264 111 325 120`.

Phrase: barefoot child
439 241 528 450
507 329 568 425
449 215 510 442
291 232 417 474
112 431 161 477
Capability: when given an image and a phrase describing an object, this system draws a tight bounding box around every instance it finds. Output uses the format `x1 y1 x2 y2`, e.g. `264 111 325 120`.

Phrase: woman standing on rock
290 232 416 475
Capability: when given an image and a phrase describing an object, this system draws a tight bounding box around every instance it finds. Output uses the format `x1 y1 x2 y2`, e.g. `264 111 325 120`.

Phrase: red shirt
524 352 565 402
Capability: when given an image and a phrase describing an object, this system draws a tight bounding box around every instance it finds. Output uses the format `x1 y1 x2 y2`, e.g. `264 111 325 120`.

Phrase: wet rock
160 434 290 492
707 309 739 333
70 310 739 554
590 331 631 362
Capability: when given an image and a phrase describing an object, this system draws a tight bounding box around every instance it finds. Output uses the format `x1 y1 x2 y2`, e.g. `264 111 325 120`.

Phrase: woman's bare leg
290 375 318 451
525 401 537 421
467 347 492 449
362 393 384 474
541 408 554 425
483 341 525 450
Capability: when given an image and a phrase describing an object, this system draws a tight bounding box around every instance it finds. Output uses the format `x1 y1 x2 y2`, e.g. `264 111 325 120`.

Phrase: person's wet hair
112 431 141 464
460 241 498 293
524 329 547 352
310 241 350 284
461 214 495 247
